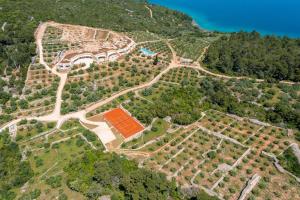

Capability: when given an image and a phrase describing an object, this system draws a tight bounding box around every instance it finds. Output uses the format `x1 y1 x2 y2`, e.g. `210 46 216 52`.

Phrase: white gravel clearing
92 123 116 144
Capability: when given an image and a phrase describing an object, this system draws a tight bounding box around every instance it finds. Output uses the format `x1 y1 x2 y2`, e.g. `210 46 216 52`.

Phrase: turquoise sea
149 0 300 38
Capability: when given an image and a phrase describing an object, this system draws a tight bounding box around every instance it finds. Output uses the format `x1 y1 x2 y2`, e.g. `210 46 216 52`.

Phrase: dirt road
1 23 298 135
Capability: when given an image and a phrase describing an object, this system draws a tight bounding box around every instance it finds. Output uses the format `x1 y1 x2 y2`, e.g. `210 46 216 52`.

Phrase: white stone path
1 21 298 135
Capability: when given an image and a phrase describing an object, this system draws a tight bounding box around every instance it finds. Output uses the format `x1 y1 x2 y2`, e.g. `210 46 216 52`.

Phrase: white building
180 57 194 65
57 38 136 70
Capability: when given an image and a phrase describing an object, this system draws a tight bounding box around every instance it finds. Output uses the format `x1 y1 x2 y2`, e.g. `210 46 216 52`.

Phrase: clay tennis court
103 108 144 139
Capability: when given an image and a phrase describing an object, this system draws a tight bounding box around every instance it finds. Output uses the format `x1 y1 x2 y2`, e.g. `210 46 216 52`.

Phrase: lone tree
153 55 159 65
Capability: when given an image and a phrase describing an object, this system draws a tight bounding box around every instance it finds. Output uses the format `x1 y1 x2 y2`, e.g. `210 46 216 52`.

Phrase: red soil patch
104 108 144 139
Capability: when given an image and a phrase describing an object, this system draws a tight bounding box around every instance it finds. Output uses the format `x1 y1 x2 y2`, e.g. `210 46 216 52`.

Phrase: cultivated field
117 109 300 200
62 40 172 114
1 20 299 200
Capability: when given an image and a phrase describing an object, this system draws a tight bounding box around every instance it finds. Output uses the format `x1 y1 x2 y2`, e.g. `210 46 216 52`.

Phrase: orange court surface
103 108 144 139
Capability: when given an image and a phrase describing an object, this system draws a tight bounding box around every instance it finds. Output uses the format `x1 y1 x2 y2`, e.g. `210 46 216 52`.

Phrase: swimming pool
140 48 156 56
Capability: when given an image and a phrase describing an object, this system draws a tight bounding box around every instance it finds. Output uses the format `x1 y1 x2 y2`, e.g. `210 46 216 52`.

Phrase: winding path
0 23 179 132
1 22 298 136
194 46 298 85
145 5 153 18
1 23 299 199
34 21 68 122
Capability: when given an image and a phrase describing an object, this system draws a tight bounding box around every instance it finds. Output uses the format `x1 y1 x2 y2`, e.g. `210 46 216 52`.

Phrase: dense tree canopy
153 86 203 125
0 133 34 200
131 86 204 125
204 32 300 82
199 78 300 130
65 151 182 200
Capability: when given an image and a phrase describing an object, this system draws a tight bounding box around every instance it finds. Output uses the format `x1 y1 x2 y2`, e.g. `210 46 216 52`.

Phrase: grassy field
14 120 104 200
122 118 171 149
279 147 300 177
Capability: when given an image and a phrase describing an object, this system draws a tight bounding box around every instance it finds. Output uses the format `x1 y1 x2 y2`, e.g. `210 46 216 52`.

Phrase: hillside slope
0 0 198 93
203 32 300 82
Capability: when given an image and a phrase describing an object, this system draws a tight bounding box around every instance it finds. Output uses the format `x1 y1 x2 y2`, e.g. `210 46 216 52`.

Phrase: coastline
149 0 300 38
191 19 208 32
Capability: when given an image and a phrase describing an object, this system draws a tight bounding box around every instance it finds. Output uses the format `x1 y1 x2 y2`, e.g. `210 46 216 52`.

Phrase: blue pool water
140 48 156 56
149 0 300 38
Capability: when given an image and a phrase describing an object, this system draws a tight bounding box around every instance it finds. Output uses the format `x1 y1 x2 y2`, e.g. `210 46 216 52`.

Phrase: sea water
149 0 300 38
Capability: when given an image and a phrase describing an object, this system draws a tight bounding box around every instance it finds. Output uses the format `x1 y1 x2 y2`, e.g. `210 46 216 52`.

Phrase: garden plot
117 109 299 199
135 77 202 105
42 26 80 66
222 120 262 143
16 120 56 143
225 79 260 103
198 110 237 133
17 139 87 200
170 35 219 61
26 64 56 86
141 125 248 188
160 67 201 86
122 118 171 149
122 93 154 123
0 60 25 99
68 62 94 73
121 83 172 125
245 126 291 156
276 83 300 106
2 64 58 120
139 124 199 153
257 86 288 107
126 31 160 43
214 150 300 200
199 110 292 154
170 130 223 185
192 139 248 190
141 126 200 169
18 120 104 151
22 64 58 114
135 81 175 102
122 78 204 126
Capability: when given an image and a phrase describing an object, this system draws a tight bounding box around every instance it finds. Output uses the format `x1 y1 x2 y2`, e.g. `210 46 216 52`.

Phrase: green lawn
16 121 56 142
279 147 300 177
123 118 170 149
15 136 90 200
14 120 105 200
